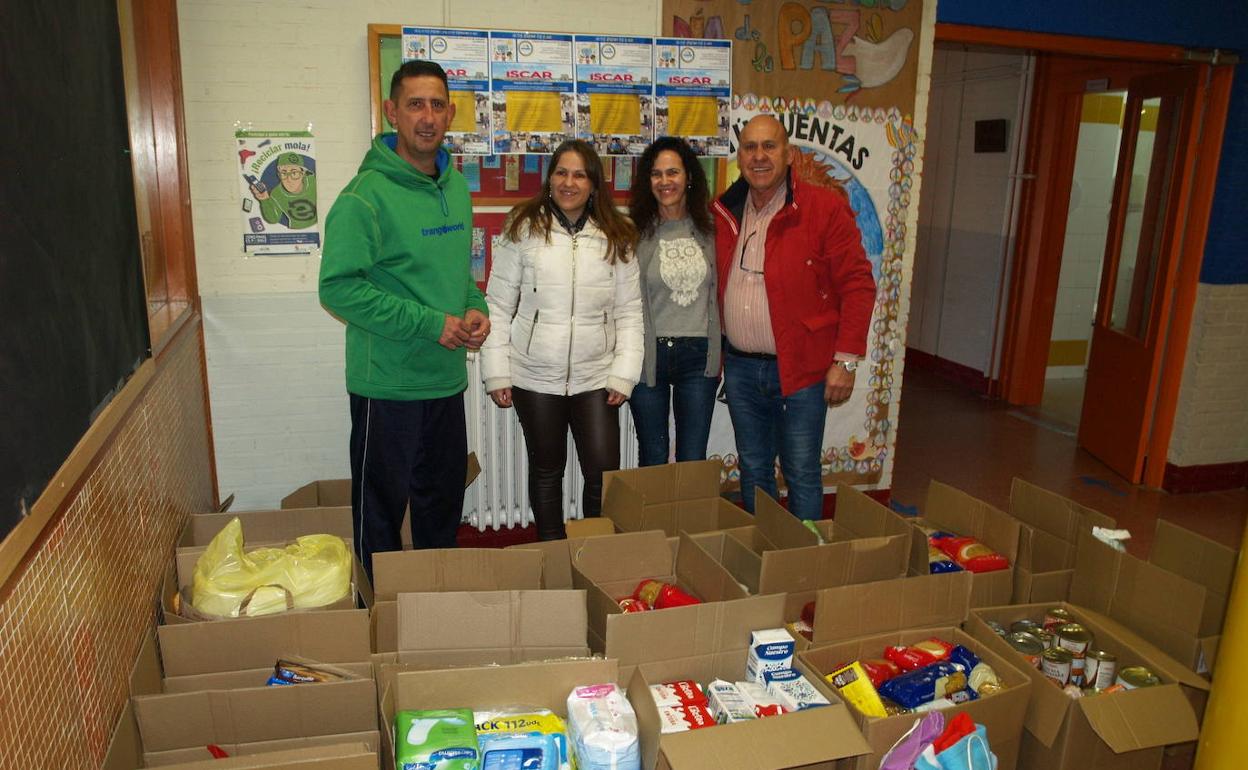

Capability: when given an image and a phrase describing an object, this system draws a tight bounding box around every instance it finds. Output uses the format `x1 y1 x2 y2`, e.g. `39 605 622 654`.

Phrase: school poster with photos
490 31 576 154
401 27 491 154
574 35 654 157
235 129 320 256
664 0 932 490
654 38 732 156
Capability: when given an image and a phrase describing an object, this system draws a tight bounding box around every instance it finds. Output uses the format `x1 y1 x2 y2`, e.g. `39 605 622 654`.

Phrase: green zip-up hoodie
319 135 487 400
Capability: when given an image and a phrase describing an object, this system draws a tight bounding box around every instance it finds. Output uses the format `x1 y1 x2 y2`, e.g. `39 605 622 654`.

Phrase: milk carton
746 628 796 683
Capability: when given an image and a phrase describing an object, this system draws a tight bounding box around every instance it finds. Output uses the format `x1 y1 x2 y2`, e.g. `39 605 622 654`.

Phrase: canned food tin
1032 629 1056 649
1041 647 1073 687
1085 650 1118 691
985 620 1008 637
1055 623 1093 656
1007 632 1044 669
1116 666 1160 689
1010 619 1042 635
1043 607 1073 632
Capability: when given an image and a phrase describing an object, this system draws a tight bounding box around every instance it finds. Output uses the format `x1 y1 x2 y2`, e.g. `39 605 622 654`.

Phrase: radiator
463 353 638 530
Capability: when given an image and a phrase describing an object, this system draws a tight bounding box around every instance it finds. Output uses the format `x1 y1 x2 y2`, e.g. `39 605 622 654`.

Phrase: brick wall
0 321 215 769
1168 282 1248 467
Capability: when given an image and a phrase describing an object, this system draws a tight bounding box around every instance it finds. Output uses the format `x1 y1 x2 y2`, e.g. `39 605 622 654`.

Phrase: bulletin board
367 24 729 204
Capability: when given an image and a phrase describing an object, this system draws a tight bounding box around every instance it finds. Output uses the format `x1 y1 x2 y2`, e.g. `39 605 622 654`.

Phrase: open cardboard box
626 649 872 770
907 481 1021 607
130 611 380 766
280 453 481 548
571 530 790 683
163 506 374 624
506 516 620 589
379 657 617 769
151 744 377 769
688 485 911 620
798 572 1032 770
1069 526 1229 684
603 460 753 536
163 537 371 626
965 601 1206 770
369 548 544 652
1007 479 1115 603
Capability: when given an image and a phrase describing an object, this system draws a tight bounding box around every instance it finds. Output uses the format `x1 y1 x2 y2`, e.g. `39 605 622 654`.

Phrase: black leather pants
512 387 620 540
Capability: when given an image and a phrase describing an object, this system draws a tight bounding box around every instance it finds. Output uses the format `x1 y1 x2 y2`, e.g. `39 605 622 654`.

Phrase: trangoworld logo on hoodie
421 222 466 237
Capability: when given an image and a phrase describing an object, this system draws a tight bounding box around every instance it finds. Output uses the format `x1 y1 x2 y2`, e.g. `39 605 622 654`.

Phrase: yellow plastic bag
190 517 351 618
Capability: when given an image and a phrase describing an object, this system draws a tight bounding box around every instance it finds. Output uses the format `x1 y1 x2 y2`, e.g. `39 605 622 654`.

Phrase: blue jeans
723 352 827 520
629 337 720 467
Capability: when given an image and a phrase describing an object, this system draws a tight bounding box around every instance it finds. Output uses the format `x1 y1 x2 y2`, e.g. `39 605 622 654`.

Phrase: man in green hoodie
320 60 490 580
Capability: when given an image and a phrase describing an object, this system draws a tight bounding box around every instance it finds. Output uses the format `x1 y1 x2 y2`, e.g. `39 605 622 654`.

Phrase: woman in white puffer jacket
481 139 642 539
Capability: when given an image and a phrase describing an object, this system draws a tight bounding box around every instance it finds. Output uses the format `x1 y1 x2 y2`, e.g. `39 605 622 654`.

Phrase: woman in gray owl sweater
627 137 722 466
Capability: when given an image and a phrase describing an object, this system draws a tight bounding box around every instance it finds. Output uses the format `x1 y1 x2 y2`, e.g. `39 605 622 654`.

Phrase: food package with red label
618 597 650 613
657 704 716 733
885 638 955 671
633 579 701 609
649 680 707 708
736 681 790 718
933 536 1009 573
858 658 903 688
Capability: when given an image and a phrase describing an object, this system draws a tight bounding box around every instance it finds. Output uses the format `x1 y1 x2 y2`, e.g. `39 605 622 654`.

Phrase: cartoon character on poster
248 151 318 231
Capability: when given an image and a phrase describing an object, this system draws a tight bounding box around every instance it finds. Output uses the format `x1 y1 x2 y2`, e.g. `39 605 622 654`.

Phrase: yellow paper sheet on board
450 91 476 133
506 90 561 132
668 95 717 136
590 93 641 135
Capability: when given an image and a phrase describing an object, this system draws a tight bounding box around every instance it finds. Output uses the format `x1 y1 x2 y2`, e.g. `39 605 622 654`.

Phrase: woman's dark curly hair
628 136 713 239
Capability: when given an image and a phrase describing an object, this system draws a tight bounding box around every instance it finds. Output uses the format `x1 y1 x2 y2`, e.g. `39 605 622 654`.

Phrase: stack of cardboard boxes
102 460 1227 770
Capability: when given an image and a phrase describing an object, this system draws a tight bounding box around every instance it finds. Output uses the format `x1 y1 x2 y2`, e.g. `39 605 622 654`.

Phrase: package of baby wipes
566 683 641 770
394 708 478 770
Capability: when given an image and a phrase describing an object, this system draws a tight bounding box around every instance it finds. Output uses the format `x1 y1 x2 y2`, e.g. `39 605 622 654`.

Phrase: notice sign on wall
490 31 576 154
402 27 491 154
574 35 654 157
236 129 320 256
654 38 732 156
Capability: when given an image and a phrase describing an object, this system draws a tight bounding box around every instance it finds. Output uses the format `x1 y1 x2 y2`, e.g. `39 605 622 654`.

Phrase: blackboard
0 2 151 538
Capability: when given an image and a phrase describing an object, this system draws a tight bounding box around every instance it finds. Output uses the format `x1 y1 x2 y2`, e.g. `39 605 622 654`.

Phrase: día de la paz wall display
665 0 931 490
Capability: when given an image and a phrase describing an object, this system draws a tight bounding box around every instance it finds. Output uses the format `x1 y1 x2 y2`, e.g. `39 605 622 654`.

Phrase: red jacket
713 173 876 395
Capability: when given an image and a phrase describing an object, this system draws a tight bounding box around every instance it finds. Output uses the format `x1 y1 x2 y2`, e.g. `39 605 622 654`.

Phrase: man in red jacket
713 115 876 520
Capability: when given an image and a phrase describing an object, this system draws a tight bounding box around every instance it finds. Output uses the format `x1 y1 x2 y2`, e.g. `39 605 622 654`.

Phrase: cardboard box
104 630 166 770
370 548 544 652
688 486 911 619
393 589 589 665
603 460 753 536
1069 527 1226 678
1007 479 1115 603
627 652 872 769
966 601 1206 770
572 530 791 683
798 572 1033 770
154 744 377 769
907 481 1020 607
379 657 618 769
1144 519 1236 673
131 611 379 766
280 453 481 548
164 537 371 625
507 516 619 589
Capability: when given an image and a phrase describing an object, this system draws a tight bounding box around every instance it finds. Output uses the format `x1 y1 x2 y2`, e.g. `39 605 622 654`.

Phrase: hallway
889 367 1247 558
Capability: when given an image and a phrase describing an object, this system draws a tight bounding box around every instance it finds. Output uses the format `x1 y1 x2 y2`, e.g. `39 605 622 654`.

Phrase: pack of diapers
394 708 478 770
565 683 641 770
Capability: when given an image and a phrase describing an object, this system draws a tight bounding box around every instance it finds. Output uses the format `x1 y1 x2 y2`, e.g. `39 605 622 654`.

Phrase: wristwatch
834 360 859 373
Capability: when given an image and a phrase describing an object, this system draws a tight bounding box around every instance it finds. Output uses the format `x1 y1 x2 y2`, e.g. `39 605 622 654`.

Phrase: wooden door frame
934 23 1234 487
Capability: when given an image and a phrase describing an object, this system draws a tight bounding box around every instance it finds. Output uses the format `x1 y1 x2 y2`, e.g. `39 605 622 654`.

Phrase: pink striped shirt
723 185 786 354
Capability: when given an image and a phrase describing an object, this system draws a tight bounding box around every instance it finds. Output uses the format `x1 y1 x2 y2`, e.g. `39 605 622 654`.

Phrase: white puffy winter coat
481 221 643 397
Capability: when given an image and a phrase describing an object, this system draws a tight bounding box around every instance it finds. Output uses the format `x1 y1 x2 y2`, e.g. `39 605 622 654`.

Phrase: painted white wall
908 44 1027 375
179 0 658 509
